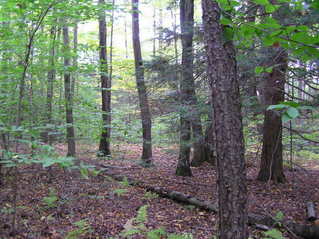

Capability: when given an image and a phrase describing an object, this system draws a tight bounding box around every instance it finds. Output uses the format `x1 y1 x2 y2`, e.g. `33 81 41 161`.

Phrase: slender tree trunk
124 16 128 59
132 0 152 166
109 0 115 81
98 0 112 156
63 25 76 157
152 7 156 57
46 25 57 144
72 22 78 96
176 0 195 176
202 0 248 238
158 7 163 51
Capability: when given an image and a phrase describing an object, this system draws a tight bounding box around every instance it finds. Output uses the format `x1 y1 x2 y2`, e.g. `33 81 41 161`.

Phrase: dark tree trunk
257 48 287 183
98 0 111 156
191 118 208 167
202 1 248 238
203 110 215 166
176 0 194 176
63 25 76 157
132 0 152 166
45 25 56 145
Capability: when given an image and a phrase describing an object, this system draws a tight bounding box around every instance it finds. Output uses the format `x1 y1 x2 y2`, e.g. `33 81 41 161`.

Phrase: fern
113 188 128 196
146 227 166 239
135 205 148 224
263 229 285 239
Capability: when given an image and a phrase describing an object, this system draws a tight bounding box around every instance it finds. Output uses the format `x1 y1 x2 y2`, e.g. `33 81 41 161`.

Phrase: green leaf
265 67 273 73
286 107 299 119
263 229 284 239
255 66 264 74
282 113 292 123
220 18 232 25
275 211 284 221
253 0 269 5
80 167 89 179
147 227 166 239
265 4 279 13
267 104 288 110
280 101 300 108
311 1 319 10
135 205 148 224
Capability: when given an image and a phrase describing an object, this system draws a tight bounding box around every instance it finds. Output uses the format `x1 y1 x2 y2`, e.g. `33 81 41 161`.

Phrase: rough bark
98 0 111 156
202 0 248 238
63 25 76 157
257 48 287 183
132 0 152 165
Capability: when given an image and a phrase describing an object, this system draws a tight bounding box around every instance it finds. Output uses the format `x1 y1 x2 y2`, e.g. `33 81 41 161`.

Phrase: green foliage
144 191 159 200
66 219 92 239
146 228 167 239
113 188 128 197
120 204 194 239
119 176 130 187
135 205 148 224
42 188 59 208
263 229 285 239
267 101 314 123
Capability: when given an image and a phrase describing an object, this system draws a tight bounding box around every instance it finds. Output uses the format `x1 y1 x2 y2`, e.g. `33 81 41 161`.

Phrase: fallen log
100 165 319 239
306 202 317 222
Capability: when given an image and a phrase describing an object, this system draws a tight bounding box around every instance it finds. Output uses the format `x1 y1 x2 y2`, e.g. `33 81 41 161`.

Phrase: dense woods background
0 0 318 238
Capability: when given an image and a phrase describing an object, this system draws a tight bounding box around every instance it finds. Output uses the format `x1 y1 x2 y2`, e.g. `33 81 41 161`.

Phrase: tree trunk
63 25 76 157
202 1 248 238
98 0 112 156
132 0 152 166
72 22 78 96
152 7 156 57
45 25 56 145
257 48 287 183
176 0 195 176
257 1 288 183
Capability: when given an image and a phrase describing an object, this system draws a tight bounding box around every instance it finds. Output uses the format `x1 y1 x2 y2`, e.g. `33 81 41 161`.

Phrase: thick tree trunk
257 48 287 183
132 0 152 166
202 1 248 238
98 0 111 156
63 25 76 157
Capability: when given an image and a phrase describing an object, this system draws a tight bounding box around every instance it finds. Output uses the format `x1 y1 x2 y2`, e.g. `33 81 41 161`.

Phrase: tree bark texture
132 0 152 165
98 0 112 156
63 25 76 157
176 0 195 176
202 1 248 238
257 48 288 183
257 2 289 183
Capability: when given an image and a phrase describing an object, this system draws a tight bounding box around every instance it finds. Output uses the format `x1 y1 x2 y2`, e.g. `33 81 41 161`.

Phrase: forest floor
0 143 319 239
